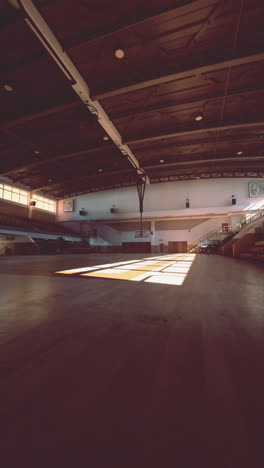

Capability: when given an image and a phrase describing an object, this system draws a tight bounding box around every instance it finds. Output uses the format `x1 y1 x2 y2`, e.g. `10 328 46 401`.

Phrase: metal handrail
193 228 235 246
231 205 264 232
0 246 8 256
191 206 264 249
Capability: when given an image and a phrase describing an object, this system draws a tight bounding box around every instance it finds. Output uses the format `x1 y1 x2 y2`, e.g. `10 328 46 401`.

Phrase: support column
28 192 33 219
150 220 156 253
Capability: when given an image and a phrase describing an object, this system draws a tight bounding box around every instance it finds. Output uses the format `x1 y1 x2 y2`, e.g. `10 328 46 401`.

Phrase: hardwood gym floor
0 253 264 468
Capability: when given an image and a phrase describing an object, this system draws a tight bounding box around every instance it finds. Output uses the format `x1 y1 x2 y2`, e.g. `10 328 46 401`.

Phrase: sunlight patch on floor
55 254 196 286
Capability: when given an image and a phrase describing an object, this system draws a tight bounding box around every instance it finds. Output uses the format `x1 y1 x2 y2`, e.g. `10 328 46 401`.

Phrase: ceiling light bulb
195 112 203 121
3 83 13 92
34 150 40 155
103 135 109 141
159 159 165 163
237 151 243 155
115 48 125 59
98 168 103 172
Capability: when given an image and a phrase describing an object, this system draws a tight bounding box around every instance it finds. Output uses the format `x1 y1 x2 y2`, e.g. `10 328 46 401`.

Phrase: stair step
256 240 264 247
249 247 264 253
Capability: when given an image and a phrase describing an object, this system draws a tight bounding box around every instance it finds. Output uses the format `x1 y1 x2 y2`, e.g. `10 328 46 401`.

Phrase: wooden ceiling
0 0 264 197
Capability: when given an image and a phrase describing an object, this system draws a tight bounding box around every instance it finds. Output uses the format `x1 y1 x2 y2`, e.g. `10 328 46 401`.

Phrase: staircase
239 241 264 263
222 212 264 258
189 229 237 253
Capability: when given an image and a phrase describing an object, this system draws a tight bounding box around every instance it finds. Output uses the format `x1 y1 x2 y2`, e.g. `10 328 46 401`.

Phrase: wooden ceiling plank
0 101 79 131
111 85 264 120
1 145 110 176
144 155 264 171
126 121 264 145
94 52 264 100
64 0 210 51
42 168 137 192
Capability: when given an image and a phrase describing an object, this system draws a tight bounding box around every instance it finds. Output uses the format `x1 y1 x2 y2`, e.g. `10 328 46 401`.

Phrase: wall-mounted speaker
110 208 116 213
232 196 236 205
79 209 87 216
30 200 36 206
186 198 190 208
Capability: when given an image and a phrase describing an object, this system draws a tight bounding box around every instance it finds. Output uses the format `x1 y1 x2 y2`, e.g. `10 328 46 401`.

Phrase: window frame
0 184 29 206
31 194 56 213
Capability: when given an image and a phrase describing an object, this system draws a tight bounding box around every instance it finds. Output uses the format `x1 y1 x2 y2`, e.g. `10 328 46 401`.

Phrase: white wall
96 223 151 246
155 216 230 245
57 178 264 246
57 178 264 222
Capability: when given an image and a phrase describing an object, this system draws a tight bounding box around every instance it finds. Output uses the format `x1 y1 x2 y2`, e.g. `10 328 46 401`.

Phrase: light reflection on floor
55 254 196 286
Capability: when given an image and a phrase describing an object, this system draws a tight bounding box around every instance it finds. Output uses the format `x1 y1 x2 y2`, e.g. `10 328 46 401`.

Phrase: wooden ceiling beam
64 0 202 51
94 52 264 100
8 0 149 183
29 156 264 193
0 101 79 131
110 85 264 120
5 1 201 71
126 121 264 145
1 145 110 177
28 168 137 192
149 169 264 182
134 133 264 153
144 155 264 171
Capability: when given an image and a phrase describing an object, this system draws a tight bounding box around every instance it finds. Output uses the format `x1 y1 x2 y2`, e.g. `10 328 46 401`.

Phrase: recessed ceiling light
3 83 13 92
159 159 165 163
114 48 125 59
237 151 243 155
48 179 53 183
195 112 203 121
103 135 109 141
98 168 103 172
34 150 40 155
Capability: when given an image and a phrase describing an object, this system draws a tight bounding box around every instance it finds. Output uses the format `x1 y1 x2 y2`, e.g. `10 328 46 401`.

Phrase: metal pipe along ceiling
9 0 149 184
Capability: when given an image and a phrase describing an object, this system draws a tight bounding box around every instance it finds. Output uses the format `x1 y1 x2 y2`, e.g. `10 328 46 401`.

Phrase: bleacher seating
0 212 75 236
239 241 264 263
0 212 34 230
32 238 92 254
255 223 264 242
65 240 92 253
0 212 95 255
30 219 72 234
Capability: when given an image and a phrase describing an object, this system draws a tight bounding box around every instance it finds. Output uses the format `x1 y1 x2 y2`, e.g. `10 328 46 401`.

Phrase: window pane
20 196 28 205
3 190 12 200
30 194 55 211
12 193 20 203
0 185 29 205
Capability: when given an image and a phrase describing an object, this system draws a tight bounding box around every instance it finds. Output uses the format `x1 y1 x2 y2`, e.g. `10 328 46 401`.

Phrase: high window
31 194 56 213
0 183 28 206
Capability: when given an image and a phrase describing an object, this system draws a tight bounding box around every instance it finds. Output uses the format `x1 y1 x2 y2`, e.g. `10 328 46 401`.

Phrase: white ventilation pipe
9 0 149 182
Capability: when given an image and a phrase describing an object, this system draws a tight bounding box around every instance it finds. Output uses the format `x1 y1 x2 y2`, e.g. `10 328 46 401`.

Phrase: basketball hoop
135 230 148 238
